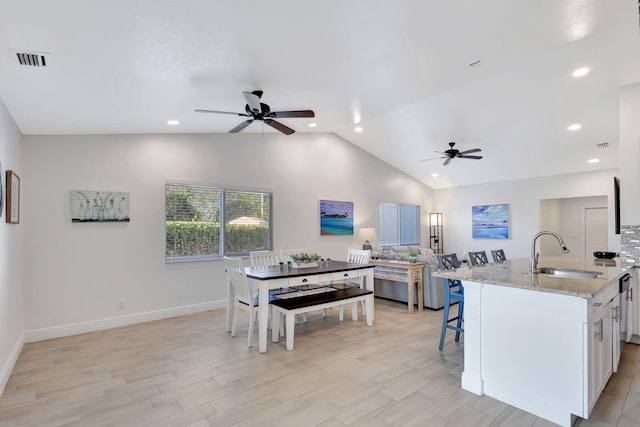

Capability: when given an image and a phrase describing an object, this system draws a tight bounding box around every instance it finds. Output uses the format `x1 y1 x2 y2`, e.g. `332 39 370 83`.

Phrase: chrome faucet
530 231 570 272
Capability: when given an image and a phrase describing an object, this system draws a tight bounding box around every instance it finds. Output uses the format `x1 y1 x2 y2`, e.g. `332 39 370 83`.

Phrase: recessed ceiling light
572 67 590 77
308 123 317 128
588 158 600 164
432 173 439 178
354 126 363 133
167 120 180 126
568 123 582 131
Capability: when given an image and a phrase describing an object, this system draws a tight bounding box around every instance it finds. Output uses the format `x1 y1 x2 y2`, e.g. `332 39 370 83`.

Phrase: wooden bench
270 287 374 350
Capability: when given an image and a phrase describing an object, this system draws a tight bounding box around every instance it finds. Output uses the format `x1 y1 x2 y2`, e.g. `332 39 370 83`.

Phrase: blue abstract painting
472 204 509 239
320 200 354 235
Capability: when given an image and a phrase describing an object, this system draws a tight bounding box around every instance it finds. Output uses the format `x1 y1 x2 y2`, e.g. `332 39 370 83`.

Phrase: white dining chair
250 250 281 267
339 248 371 320
347 248 371 265
224 256 260 347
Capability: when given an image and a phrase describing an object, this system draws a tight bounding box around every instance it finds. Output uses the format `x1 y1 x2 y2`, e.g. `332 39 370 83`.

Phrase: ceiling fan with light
195 90 315 135
419 141 483 166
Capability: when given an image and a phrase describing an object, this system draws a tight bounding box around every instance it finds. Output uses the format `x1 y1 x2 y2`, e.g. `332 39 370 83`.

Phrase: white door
585 207 608 257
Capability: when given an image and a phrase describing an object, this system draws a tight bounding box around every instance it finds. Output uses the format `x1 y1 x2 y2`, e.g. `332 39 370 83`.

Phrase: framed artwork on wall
0 161 4 219
6 170 19 224
319 199 354 235
71 190 130 222
472 203 509 239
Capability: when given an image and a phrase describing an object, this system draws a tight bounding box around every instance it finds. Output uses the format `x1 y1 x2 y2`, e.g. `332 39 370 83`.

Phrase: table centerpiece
290 252 322 268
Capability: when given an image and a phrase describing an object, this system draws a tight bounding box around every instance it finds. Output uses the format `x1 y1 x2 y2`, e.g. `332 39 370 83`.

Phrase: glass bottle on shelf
107 199 115 219
91 198 100 220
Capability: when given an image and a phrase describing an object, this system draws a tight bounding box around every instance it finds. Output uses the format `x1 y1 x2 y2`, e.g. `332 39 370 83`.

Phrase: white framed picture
71 190 130 222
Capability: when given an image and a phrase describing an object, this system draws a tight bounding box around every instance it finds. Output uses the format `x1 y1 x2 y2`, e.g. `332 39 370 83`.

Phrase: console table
370 259 424 313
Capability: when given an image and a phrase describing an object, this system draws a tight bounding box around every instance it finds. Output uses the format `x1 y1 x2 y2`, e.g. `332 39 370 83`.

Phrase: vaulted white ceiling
0 0 638 188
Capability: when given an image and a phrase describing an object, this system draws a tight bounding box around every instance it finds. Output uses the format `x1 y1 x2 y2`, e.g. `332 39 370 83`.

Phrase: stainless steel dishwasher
619 273 632 341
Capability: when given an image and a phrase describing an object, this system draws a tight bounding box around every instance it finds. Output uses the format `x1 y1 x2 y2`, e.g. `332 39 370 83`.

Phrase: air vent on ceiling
468 59 486 68
11 50 49 67
597 142 609 148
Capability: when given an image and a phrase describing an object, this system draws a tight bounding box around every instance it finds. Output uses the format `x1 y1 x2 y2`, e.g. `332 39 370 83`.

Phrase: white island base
461 279 620 427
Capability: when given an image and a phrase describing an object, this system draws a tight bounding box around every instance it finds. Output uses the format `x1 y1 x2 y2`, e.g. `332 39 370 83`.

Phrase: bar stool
436 253 464 351
468 250 488 266
491 249 506 262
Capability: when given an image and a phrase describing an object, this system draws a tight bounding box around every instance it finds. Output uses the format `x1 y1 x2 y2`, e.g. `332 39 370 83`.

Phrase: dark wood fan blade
265 119 295 135
443 157 452 166
270 110 315 118
458 155 483 159
458 148 482 155
195 109 248 116
243 91 262 113
229 120 253 133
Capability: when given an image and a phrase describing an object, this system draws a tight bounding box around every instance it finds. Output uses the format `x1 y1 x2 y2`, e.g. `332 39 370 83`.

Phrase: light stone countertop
431 256 624 299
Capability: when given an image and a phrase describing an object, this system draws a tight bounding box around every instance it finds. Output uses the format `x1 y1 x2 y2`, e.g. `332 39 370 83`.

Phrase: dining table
226 260 375 353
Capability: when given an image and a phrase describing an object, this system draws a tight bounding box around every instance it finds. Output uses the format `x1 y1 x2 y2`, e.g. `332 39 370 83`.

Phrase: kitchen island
433 256 623 427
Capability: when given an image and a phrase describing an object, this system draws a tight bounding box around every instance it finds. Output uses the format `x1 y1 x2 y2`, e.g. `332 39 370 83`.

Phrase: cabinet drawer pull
302 279 308 283
594 319 604 342
628 288 633 302
599 319 604 343
343 273 349 277
592 302 602 307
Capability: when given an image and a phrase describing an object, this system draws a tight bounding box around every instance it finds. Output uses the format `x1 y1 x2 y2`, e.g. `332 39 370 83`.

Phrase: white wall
620 83 640 224
0 98 24 392
22 132 434 340
539 196 607 256
434 170 619 260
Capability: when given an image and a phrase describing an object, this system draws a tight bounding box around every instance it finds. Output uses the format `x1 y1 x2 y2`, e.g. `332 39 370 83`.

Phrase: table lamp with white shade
359 226 376 250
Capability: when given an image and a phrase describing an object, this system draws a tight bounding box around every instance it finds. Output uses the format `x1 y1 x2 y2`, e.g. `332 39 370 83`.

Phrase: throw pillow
419 247 438 265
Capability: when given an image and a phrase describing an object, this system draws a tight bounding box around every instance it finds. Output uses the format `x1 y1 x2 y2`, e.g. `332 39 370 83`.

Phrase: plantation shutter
378 202 420 246
399 204 419 245
379 203 399 246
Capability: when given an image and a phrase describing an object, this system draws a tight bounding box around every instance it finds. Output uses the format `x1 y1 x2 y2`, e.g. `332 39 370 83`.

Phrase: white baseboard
0 333 24 398
24 300 227 343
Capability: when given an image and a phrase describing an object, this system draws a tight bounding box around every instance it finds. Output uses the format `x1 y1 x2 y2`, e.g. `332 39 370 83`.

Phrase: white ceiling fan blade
419 156 446 162
194 109 247 116
243 91 262 113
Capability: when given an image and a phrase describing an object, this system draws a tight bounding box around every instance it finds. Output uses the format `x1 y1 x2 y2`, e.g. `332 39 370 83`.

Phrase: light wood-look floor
1 299 640 426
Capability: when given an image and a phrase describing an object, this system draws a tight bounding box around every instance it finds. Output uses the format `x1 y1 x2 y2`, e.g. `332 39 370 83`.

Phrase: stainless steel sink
536 267 602 279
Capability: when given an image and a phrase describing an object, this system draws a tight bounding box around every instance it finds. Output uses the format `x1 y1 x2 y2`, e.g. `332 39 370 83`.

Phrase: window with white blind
165 182 272 262
379 202 420 246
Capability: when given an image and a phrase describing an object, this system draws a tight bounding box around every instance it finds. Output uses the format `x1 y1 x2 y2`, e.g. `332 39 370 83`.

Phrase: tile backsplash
621 225 640 269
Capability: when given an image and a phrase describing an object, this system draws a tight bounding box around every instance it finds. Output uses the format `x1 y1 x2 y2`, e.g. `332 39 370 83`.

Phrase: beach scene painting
320 199 354 235
472 204 509 239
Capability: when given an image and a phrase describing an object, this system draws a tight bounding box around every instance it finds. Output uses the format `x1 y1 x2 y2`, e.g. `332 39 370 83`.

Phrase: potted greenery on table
409 251 417 263
290 252 322 268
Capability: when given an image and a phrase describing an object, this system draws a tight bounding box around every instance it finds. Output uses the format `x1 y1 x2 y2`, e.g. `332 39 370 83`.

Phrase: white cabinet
632 269 639 337
612 294 621 372
626 276 634 341
586 286 620 413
